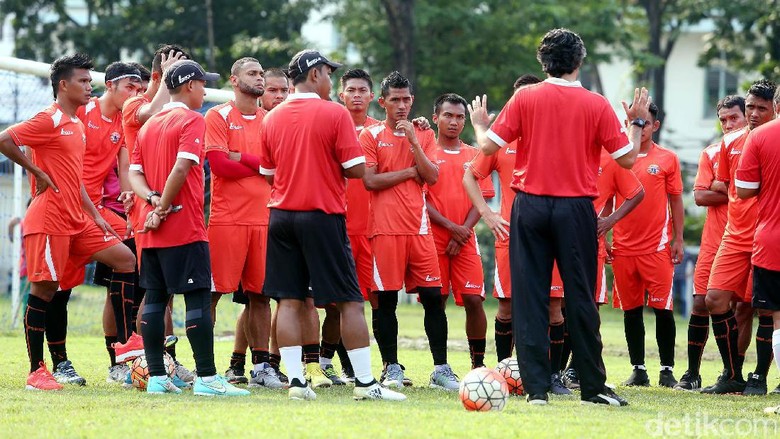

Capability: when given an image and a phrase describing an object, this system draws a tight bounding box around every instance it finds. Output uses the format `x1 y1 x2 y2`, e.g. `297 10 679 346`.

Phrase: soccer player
734 86 780 414
675 95 747 391
260 68 290 110
362 71 459 391
258 49 405 402
0 53 137 391
129 59 248 396
427 93 494 371
205 57 283 389
703 79 778 395
610 102 684 388
470 28 647 406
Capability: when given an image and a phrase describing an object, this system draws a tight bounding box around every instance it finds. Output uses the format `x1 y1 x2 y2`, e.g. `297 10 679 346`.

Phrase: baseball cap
288 50 343 78
164 60 220 89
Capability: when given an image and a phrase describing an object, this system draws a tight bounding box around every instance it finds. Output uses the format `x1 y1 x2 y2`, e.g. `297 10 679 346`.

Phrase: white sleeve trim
485 129 508 148
258 165 276 176
735 179 760 189
342 156 366 169
611 143 634 159
129 164 143 173
177 151 200 164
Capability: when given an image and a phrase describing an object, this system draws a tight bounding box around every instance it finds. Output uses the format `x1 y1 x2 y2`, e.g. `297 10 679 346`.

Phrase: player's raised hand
160 50 187 73
396 119 418 145
412 116 431 131
34 171 58 195
468 94 495 130
623 87 650 121
482 209 509 242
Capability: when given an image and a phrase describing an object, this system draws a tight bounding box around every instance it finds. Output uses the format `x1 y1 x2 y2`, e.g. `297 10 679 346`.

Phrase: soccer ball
131 353 175 390
459 367 509 412
496 357 523 396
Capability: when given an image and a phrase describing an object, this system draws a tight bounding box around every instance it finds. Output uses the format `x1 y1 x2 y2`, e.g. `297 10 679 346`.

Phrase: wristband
146 191 161 204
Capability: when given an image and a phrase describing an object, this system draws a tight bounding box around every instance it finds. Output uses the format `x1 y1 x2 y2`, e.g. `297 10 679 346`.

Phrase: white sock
319 357 332 368
633 365 647 370
280 346 305 384
346 346 373 385
773 329 780 374
660 365 673 372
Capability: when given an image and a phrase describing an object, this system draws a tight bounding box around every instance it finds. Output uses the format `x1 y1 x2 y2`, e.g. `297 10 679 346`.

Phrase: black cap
288 50 343 78
164 60 220 89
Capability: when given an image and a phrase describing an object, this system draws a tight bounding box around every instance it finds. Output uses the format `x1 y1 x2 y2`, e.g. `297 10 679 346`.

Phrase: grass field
1 286 779 438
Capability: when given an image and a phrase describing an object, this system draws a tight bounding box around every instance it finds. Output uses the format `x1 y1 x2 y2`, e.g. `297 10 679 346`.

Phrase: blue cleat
194 375 250 397
147 375 182 394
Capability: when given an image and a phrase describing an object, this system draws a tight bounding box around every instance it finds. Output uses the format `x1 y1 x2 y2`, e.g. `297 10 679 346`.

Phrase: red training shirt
346 115 379 236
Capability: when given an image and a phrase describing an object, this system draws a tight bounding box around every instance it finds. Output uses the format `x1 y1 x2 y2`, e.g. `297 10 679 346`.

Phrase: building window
704 66 738 119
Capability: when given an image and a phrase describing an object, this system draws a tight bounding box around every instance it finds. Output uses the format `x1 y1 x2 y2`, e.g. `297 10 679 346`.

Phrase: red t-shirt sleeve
7 111 57 149
614 166 643 199
122 97 145 129
204 109 229 154
693 149 714 191
419 129 438 163
258 120 276 175
597 102 630 157
717 139 730 183
666 153 684 195
333 108 365 168
468 151 497 181
735 132 761 189
479 172 495 199
177 113 206 164
486 94 521 147
360 129 378 168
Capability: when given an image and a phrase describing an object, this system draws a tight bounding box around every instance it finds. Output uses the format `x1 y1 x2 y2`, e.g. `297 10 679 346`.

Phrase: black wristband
630 118 647 128
146 191 161 204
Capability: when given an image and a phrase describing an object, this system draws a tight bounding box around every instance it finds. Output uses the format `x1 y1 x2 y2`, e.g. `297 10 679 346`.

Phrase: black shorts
94 237 138 287
263 209 362 307
752 265 780 311
140 241 211 294
232 285 248 305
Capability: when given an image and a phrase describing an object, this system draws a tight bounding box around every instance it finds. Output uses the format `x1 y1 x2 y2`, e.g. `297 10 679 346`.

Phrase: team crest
463 162 470 170
110 131 120 144
598 166 603 176
647 164 660 175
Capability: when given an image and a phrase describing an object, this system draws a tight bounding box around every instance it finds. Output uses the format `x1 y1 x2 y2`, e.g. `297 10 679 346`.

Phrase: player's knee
417 287 443 310
184 289 212 325
461 295 483 312
377 291 399 311
691 295 708 314
248 294 270 309
705 291 729 314
623 306 643 319
496 299 512 320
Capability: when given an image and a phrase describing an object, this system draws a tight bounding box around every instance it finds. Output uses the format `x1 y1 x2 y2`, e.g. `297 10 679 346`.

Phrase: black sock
376 292 399 364
623 306 645 367
754 315 774 376
495 317 513 362
686 313 709 375
25 295 49 373
549 322 565 374
105 335 118 366
132 285 146 327
46 289 70 369
269 353 281 370
371 308 380 348
418 287 448 365
320 341 339 360
711 310 741 379
109 271 135 343
184 289 216 377
468 338 486 368
230 352 247 371
737 353 746 372
336 339 353 372
303 344 319 364
251 348 270 366
140 289 169 376
560 319 571 372
165 343 177 361
654 308 676 368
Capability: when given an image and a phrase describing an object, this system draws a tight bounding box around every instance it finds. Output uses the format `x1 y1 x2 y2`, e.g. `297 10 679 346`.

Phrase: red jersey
468 140 518 248
694 143 729 253
487 78 631 198
130 102 207 248
717 128 757 252
595 149 643 215
258 93 365 214
8 103 88 236
361 121 438 236
428 142 495 253
205 101 270 226
346 115 379 235
612 143 682 256
122 95 149 156
735 119 780 270
77 97 125 206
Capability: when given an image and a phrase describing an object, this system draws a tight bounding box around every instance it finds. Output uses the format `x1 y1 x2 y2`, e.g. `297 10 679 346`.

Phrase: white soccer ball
459 367 509 411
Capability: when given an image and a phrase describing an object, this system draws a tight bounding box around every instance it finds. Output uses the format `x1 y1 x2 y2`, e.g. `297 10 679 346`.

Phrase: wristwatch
630 118 647 128
146 191 161 204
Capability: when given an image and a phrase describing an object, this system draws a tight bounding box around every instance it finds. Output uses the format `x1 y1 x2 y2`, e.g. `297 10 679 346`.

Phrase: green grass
1 286 779 438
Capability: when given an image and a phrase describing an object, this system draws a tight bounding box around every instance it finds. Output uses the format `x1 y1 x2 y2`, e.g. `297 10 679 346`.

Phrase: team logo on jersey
505 148 516 154
551 286 563 291
465 281 482 289
436 159 446 165
229 123 244 130
195 138 200 144
60 128 74 136
378 141 393 148
646 164 660 175
598 167 603 176
730 149 741 155
425 275 441 282
463 162 470 170
87 121 100 130
110 131 120 144
82 134 87 143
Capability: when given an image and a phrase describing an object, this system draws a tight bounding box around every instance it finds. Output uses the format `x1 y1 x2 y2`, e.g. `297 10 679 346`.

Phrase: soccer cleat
147 375 182 394
700 371 746 394
429 364 460 391
622 367 650 386
354 381 407 401
550 373 572 395
673 370 701 391
112 332 144 363
763 405 780 415
52 360 86 386
193 375 250 397
275 367 289 384
171 375 192 389
341 365 356 384
742 373 768 396
322 364 347 386
248 363 285 389
562 367 580 390
225 367 249 385
288 378 317 401
26 362 63 391
173 360 195 384
526 393 549 405
771 383 780 394
305 362 332 388
581 387 629 406
658 370 678 388
107 363 130 384
164 334 178 348
123 370 133 389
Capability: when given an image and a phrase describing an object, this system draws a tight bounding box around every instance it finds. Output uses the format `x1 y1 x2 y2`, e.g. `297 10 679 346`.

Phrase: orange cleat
26 362 64 391
113 332 145 363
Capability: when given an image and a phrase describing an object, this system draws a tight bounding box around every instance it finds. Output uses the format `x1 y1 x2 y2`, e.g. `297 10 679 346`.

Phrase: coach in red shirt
470 28 649 406
259 49 405 402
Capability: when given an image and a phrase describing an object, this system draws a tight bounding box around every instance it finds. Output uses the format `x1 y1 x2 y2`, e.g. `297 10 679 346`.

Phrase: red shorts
550 262 565 299
492 245 511 300
694 244 719 296
370 234 442 292
24 222 119 286
208 225 267 294
612 251 674 311
550 258 607 303
349 234 373 299
98 205 131 239
437 251 485 307
707 243 752 302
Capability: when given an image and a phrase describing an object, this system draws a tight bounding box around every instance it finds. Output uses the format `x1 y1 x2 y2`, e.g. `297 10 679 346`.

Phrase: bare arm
693 189 728 206
344 163 365 179
136 51 185 124
0 131 58 194
598 189 644 236
395 119 437 185
463 167 508 241
158 158 193 211
737 187 759 199
615 88 650 169
117 147 131 192
669 193 685 264
363 165 418 191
